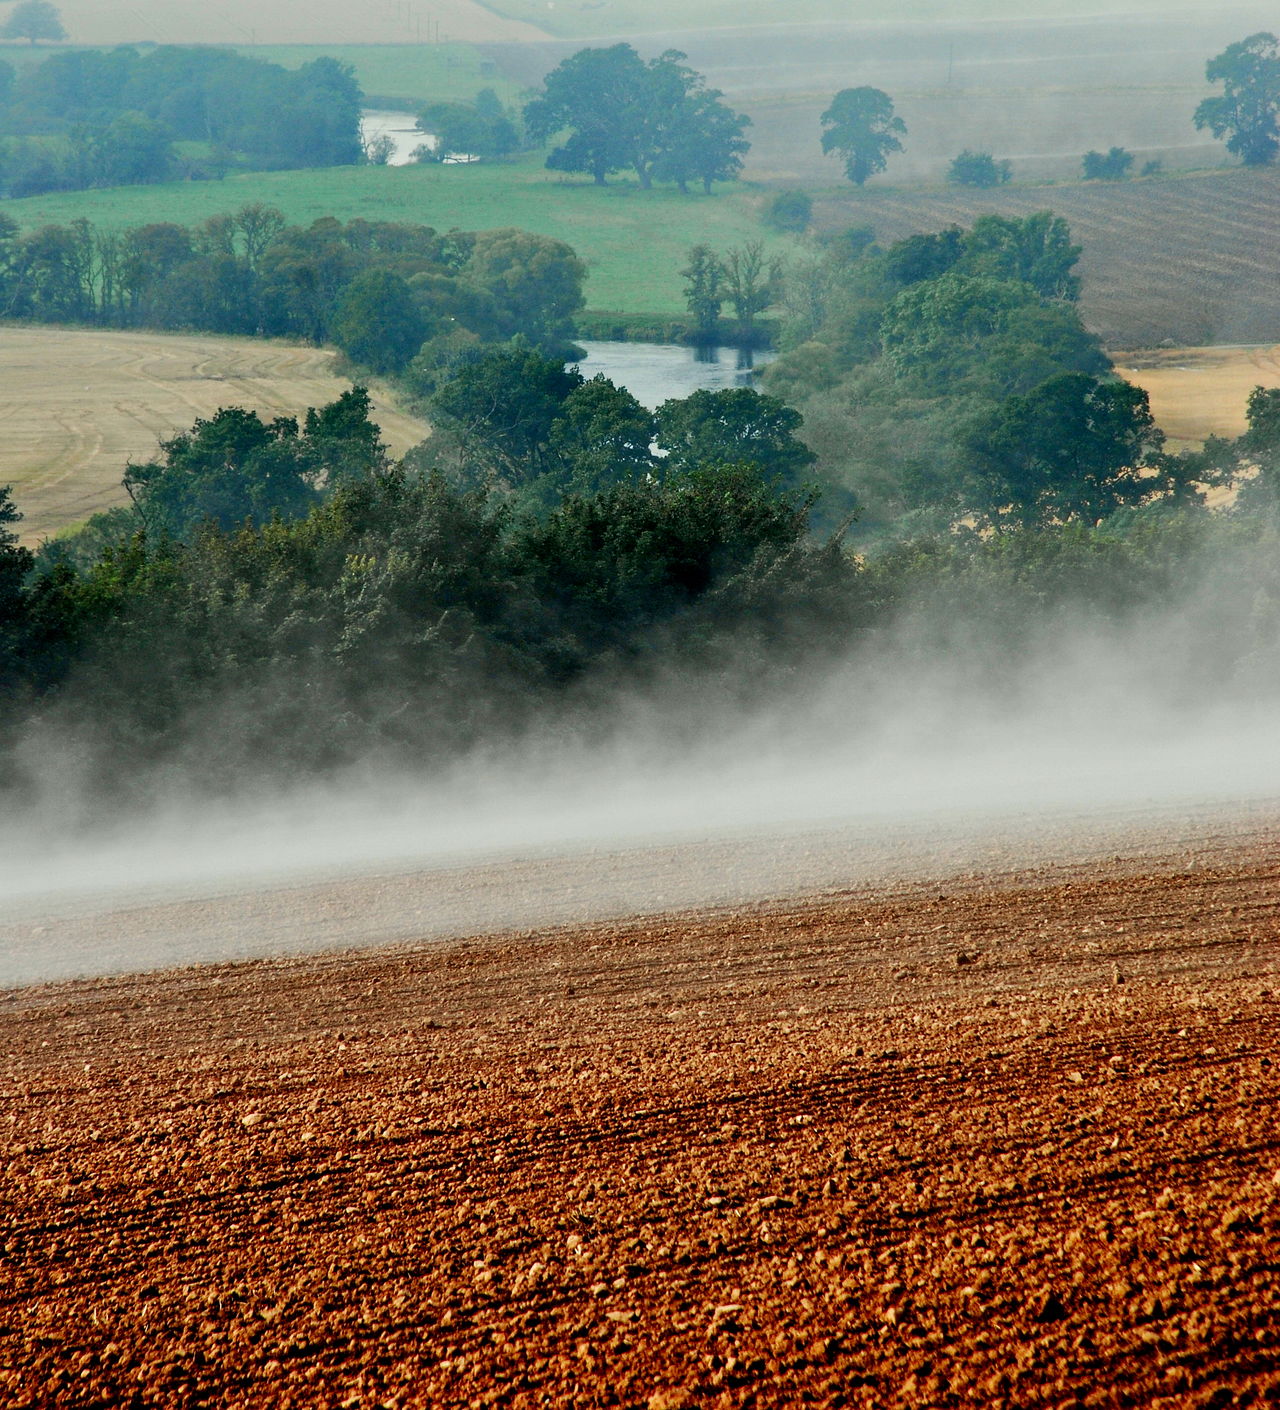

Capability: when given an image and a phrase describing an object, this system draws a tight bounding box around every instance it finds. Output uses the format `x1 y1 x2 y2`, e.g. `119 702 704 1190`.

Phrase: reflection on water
575 341 776 410
360 110 428 166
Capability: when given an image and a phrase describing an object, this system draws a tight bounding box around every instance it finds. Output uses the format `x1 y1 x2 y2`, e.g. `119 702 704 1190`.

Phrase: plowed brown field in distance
0 328 428 547
814 166 1280 350
3 836 1278 1408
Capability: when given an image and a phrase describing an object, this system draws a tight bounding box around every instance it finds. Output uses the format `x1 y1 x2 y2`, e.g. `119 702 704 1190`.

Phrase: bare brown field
9 0 545 47
815 165 1280 350
0 327 428 547
1 829 1278 1408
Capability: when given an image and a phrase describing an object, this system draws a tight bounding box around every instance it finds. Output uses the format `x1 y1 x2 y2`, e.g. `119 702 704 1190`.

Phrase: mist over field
5 519 1279 986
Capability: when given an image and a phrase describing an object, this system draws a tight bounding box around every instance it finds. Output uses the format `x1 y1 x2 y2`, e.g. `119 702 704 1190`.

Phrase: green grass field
2 154 799 316
233 44 528 107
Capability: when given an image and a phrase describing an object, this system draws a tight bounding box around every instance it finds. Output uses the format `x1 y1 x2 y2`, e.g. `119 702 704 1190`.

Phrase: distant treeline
0 46 363 196
0 208 585 359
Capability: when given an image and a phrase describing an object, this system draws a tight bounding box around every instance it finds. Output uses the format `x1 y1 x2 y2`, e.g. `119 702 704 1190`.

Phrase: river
573 341 775 408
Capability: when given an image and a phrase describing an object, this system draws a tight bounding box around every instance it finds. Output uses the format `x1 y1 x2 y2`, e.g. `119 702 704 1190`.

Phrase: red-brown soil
2 840 1279 1408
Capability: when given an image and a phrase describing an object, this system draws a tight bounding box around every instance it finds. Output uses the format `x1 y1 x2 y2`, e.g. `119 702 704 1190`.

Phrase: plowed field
3 831 1278 1408
814 166 1280 350
0 328 428 547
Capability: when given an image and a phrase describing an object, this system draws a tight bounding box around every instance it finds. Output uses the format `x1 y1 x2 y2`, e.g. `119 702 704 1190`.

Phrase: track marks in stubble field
0 327 428 545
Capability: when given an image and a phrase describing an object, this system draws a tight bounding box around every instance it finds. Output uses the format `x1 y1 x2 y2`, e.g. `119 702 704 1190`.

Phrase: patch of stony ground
1 845 1279 1408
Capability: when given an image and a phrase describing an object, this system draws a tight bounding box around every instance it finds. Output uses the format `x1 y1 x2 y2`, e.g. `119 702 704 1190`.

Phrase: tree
428 343 585 487
961 212 1082 302
763 190 813 233
1082 147 1133 180
1194 33 1280 166
959 372 1167 527
655 387 816 486
650 65 751 194
464 228 585 350
720 241 782 336
681 244 723 341
524 44 654 187
820 87 905 187
0 484 33 691
948 150 1011 187
524 43 749 192
416 99 519 160
331 269 430 374
1 0 66 44
548 376 655 493
121 390 385 538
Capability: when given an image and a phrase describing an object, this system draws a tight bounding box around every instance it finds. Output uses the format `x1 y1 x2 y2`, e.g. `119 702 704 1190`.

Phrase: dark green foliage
763 190 813 233
761 211 1161 538
0 45 362 197
547 377 655 495
1195 33 1280 167
957 373 1171 528
416 94 520 160
0 210 586 369
1 0 65 44
682 244 723 341
524 43 749 192
122 388 385 540
820 87 905 187
948 151 1012 187
0 485 34 696
428 344 587 488
1082 147 1134 180
332 269 430 374
884 228 966 287
655 388 816 487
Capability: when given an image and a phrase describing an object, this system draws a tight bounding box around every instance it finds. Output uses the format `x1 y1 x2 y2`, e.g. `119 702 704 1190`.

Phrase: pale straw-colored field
0 327 427 546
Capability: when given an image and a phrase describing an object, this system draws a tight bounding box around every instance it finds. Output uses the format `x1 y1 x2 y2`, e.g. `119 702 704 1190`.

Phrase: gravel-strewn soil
2 840 1278 1408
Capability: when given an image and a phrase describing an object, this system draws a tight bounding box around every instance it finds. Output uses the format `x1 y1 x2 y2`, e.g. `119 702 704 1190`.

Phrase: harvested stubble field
1122 345 1280 453
0 327 427 547
816 165 1280 350
2 827 1278 1408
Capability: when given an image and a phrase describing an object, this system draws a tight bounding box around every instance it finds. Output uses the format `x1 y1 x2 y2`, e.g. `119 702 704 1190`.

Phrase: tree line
0 207 586 364
0 45 363 196
5 364 1280 809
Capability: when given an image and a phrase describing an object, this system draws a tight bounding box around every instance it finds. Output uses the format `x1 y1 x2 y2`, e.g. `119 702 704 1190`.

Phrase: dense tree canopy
0 45 363 196
820 87 906 187
1194 32 1280 166
0 209 586 364
958 373 1172 528
524 43 749 191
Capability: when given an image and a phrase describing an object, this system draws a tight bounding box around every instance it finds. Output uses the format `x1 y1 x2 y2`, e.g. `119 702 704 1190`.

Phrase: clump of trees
820 87 906 187
763 210 1217 536
1195 32 1280 167
416 88 521 161
2 372 855 801
0 45 362 197
0 208 586 365
679 240 783 344
763 190 813 233
523 44 750 192
948 151 1011 187
1082 146 1134 180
